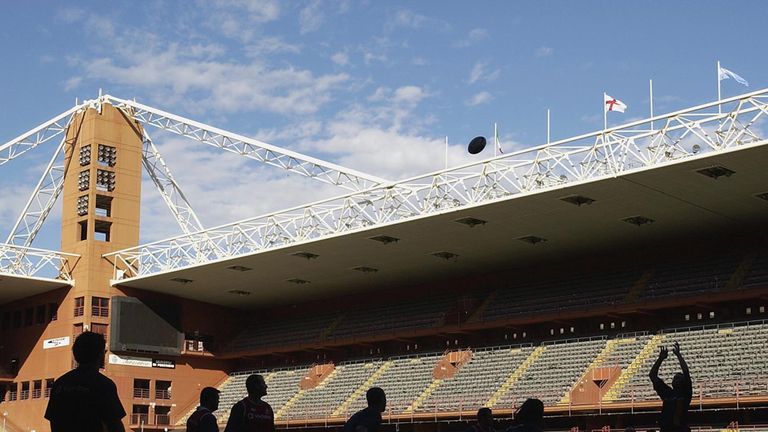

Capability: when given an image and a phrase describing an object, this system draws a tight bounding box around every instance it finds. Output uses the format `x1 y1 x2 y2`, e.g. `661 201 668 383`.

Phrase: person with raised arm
649 342 692 432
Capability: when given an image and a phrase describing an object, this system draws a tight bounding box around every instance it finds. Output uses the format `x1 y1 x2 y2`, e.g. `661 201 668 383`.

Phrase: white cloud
454 28 489 47
468 62 500 84
331 51 350 66
391 9 428 29
299 0 325 34
64 76 82 91
393 86 427 105
467 91 493 107
201 0 281 42
535 46 554 57
74 41 349 115
245 37 301 56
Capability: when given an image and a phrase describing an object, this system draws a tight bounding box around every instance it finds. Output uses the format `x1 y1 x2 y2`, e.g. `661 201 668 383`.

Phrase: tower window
74 297 85 317
95 195 112 217
94 220 111 242
79 220 88 241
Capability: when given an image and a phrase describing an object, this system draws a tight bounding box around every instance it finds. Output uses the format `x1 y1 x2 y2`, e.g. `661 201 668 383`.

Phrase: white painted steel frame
0 102 89 166
103 95 386 192
105 89 768 281
141 130 206 236
5 137 69 247
0 243 78 282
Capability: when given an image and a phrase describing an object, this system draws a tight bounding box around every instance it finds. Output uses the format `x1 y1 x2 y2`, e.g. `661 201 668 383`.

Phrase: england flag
604 93 627 113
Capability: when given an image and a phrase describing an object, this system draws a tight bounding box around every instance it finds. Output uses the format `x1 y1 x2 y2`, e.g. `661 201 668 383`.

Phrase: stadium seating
618 322 768 401
417 346 534 412
743 252 768 289
221 250 768 355
329 297 455 340
213 320 768 423
474 270 639 323
641 255 742 299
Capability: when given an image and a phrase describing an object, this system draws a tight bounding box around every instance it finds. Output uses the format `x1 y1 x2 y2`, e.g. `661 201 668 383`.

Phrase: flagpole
649 79 654 131
603 92 608 130
717 60 722 115
547 109 551 144
494 123 498 157
444 136 448 171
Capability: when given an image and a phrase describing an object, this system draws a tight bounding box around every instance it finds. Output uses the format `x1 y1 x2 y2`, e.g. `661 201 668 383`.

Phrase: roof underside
0 274 70 304
115 144 768 309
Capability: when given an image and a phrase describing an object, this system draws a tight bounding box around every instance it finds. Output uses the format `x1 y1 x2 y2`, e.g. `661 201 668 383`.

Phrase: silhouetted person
467 407 496 432
187 387 220 432
649 342 692 432
506 398 544 432
344 387 387 432
44 331 126 432
224 374 274 432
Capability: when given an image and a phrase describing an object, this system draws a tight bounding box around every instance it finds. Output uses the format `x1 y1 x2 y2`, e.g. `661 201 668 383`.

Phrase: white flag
604 94 627 113
718 66 749 87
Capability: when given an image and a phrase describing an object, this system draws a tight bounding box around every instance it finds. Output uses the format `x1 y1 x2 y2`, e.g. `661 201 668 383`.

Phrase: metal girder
0 243 79 281
0 102 89 167
5 137 69 247
105 89 768 280
103 95 385 192
141 130 205 236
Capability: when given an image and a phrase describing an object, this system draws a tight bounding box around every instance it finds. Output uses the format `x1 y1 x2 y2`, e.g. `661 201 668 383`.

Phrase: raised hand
659 345 668 360
672 341 681 357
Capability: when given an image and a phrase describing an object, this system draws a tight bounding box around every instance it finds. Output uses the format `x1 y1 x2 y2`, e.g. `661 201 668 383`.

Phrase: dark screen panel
109 297 183 356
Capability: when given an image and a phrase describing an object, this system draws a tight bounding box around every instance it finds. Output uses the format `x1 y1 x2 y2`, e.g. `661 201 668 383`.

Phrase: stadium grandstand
0 88 767 432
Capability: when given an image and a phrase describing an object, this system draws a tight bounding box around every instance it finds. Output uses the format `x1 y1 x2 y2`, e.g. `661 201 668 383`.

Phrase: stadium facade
1 90 767 432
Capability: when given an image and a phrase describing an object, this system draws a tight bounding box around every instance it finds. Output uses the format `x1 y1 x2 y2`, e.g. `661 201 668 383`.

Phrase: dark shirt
187 406 219 432
652 376 693 432
224 397 275 432
467 424 496 432
44 367 126 432
505 423 542 432
343 407 383 432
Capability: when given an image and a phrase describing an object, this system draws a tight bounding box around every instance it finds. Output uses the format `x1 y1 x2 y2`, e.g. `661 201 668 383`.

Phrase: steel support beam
104 96 385 192
105 89 768 280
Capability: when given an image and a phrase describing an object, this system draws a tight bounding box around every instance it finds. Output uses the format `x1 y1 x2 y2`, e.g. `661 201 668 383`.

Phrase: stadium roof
0 274 71 304
114 143 768 308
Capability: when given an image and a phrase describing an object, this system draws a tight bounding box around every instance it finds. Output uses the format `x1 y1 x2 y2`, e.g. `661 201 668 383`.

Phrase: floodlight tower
0 102 145 430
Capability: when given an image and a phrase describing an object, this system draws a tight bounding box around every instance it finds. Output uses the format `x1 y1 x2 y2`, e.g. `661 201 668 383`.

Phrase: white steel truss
103 95 385 191
0 243 78 282
5 136 69 247
105 88 768 280
0 102 88 167
141 130 206 236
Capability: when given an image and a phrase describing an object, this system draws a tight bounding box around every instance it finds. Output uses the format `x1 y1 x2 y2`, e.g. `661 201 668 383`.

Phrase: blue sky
0 1 765 250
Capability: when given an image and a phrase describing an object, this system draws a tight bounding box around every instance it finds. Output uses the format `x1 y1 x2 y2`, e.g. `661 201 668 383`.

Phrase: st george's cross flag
604 94 627 113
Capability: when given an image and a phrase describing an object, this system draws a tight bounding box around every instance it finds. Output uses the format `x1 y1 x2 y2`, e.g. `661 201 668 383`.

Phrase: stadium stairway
485 346 546 408
467 291 497 322
625 271 652 303
275 388 307 419
404 378 443 413
725 254 755 290
332 360 393 417
321 315 345 340
560 339 618 405
602 334 665 402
